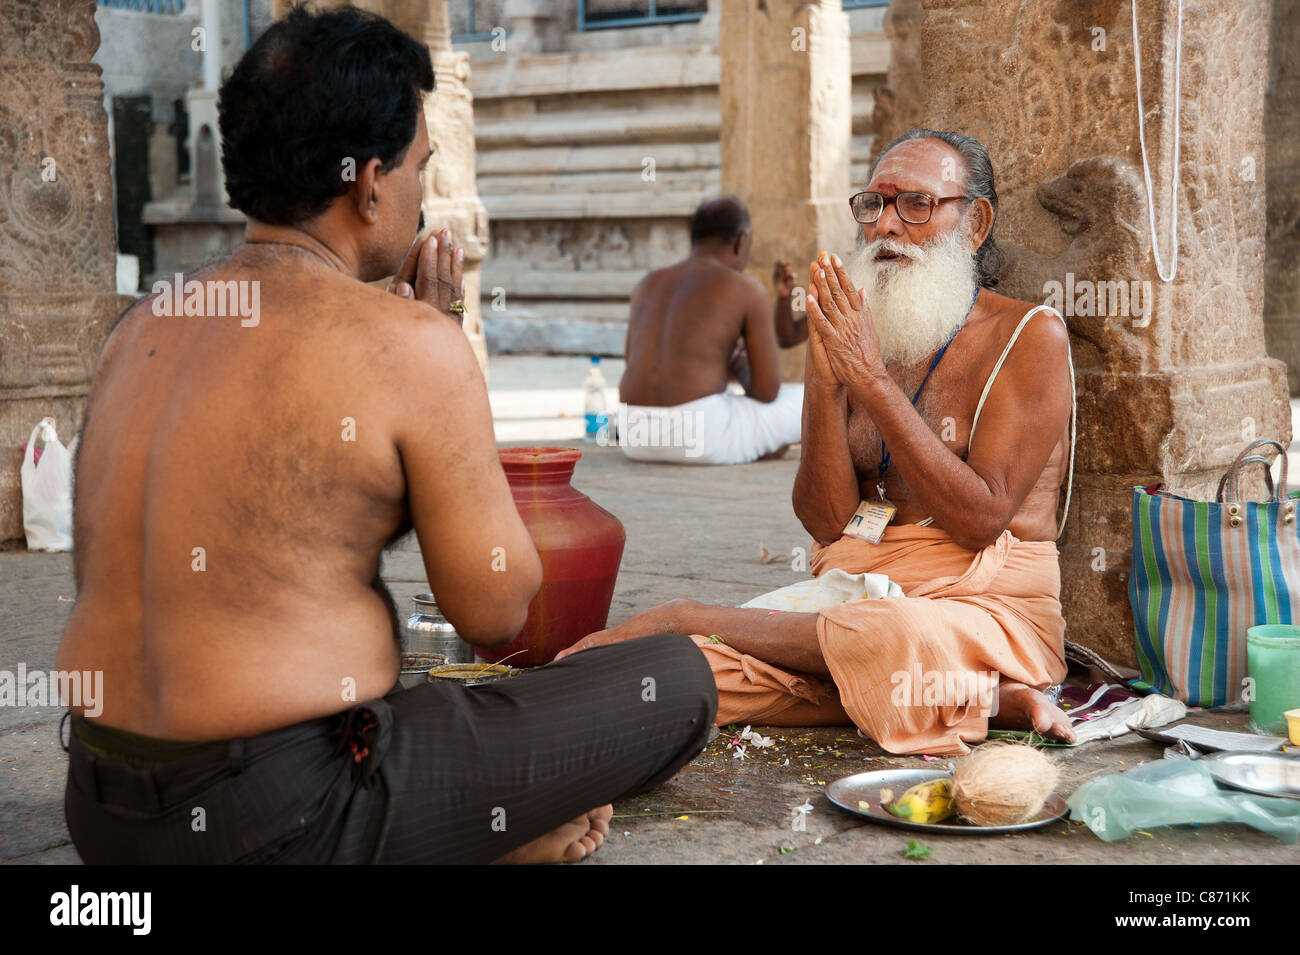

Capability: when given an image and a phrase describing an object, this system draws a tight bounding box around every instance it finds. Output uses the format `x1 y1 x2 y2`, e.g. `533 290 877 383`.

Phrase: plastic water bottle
584 357 607 443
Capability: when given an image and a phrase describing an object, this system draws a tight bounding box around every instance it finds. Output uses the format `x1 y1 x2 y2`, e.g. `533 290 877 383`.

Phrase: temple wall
1265 0 1300 395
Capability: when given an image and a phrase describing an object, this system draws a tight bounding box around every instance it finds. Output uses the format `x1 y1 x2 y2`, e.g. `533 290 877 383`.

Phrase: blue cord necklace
875 284 980 502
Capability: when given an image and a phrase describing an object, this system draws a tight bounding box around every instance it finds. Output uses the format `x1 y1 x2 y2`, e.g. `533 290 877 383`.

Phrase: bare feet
492 805 613 864
990 682 1077 744
758 444 790 461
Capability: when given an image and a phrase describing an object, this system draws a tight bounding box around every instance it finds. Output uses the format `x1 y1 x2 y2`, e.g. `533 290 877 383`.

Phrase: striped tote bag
1129 439 1300 706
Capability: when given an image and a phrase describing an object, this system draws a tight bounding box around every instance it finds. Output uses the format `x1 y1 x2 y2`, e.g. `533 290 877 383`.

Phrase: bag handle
1216 438 1288 504
1216 455 1275 501
22 417 57 470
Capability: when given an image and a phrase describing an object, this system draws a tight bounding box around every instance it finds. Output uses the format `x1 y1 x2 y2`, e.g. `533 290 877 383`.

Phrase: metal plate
1202 751 1300 800
826 768 1069 834
1134 725 1286 754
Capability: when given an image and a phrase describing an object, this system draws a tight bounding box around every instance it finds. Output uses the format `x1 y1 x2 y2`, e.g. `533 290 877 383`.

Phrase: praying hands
806 251 887 392
388 227 466 324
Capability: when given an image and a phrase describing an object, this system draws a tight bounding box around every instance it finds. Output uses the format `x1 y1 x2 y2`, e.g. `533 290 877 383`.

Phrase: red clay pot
478 447 626 666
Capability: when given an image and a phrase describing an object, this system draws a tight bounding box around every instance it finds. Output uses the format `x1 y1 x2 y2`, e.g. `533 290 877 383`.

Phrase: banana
884 778 956 824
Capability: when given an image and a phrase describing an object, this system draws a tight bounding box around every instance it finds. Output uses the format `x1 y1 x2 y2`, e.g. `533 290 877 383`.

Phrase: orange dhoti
689 525 1069 755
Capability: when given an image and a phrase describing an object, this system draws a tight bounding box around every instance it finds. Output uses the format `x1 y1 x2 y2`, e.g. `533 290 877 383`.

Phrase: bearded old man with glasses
561 129 1078 754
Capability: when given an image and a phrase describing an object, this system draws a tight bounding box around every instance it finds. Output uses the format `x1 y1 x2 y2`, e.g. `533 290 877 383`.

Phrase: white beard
844 225 979 368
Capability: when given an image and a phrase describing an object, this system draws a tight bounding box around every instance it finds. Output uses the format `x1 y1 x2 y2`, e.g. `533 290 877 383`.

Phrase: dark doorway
112 95 154 282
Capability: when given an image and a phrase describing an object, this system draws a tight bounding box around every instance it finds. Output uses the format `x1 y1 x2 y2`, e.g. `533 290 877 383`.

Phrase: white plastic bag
21 417 74 552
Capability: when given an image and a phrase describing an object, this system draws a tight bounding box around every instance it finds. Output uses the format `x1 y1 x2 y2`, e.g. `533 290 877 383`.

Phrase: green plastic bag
1067 757 1300 843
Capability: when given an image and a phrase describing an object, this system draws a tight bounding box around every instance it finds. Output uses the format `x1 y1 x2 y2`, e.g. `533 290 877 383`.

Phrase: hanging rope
1132 0 1184 283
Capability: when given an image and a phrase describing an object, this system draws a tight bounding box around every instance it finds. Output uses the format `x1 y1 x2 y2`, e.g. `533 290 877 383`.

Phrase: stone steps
477 141 720 176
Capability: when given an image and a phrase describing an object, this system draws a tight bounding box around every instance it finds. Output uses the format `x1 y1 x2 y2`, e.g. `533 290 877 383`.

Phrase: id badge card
842 499 896 544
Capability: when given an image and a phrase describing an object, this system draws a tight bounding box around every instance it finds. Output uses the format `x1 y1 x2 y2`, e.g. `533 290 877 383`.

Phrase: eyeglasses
849 191 969 225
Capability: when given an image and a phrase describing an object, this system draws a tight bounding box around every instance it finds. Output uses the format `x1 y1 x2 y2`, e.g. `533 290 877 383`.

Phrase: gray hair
690 195 751 245
870 128 1005 288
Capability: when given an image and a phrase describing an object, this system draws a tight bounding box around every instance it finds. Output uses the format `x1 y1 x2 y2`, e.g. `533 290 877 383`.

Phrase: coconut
951 741 1057 827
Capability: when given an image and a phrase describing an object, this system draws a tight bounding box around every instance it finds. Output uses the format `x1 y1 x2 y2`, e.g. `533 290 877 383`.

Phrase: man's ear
967 197 994 252
350 156 387 226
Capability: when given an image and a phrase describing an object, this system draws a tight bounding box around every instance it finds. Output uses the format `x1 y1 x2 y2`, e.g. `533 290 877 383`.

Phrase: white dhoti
614 383 803 465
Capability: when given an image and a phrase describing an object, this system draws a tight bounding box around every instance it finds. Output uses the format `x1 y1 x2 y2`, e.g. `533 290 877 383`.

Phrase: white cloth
615 383 803 465
1068 694 1187 745
739 569 904 612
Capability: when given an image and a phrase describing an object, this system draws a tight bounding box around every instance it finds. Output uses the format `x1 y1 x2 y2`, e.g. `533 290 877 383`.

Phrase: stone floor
2 358 1298 864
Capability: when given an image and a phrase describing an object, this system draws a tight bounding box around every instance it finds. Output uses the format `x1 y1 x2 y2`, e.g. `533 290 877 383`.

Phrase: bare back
55 247 536 740
620 258 779 406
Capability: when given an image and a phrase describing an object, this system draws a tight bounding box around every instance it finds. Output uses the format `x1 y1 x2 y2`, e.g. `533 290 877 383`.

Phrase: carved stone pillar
891 0 1289 666
413 1 491 375
0 0 117 542
720 0 856 382
869 0 923 167
1265 0 1300 394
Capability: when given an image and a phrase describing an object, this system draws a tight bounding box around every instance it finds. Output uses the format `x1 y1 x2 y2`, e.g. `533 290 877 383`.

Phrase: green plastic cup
1245 625 1300 734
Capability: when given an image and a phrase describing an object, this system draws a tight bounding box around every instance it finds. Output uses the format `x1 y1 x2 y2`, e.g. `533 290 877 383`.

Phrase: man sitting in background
616 196 805 464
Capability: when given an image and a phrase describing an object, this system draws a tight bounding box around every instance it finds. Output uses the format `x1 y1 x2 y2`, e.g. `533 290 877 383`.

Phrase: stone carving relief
0 104 108 295
61 0 102 62
0 0 115 348
1000 157 1148 373
644 222 689 269
577 224 632 271
493 220 684 273
908 0 1268 383
493 222 564 270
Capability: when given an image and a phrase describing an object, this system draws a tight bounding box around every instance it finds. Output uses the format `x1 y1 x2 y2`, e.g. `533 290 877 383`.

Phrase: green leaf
778 846 794 855
903 840 933 861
